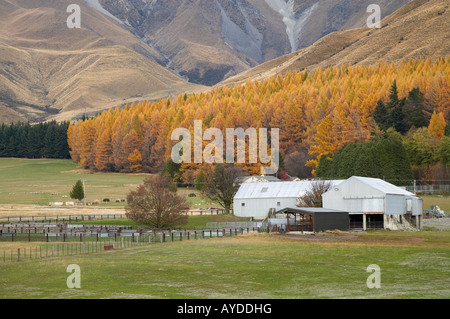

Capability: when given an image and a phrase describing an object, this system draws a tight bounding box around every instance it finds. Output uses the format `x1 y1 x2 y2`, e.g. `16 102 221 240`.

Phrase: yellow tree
308 114 338 172
128 149 143 173
428 111 445 140
94 127 112 171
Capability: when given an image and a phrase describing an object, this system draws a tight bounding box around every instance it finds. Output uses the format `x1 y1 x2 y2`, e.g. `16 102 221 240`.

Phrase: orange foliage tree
67 57 450 176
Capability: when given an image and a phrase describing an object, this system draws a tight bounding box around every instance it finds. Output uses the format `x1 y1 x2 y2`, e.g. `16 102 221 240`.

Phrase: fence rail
0 209 229 223
0 227 266 263
405 184 450 194
0 214 126 223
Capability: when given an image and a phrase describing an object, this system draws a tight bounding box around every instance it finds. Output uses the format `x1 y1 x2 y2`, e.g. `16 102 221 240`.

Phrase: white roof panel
351 176 414 196
234 180 344 199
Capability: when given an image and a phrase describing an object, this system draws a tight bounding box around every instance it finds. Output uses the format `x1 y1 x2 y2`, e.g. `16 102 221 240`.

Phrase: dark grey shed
276 207 350 233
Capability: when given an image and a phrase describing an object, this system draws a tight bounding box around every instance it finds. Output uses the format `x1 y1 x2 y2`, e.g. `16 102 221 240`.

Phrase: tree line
0 121 70 159
316 80 450 184
67 57 449 183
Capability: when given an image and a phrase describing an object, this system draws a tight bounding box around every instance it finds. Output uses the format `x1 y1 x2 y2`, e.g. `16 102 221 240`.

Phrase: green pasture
0 158 448 214
0 231 449 299
0 159 449 299
0 158 217 208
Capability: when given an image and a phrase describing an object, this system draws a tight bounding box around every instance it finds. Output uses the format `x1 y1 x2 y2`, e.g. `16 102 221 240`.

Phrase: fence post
17 248 20 262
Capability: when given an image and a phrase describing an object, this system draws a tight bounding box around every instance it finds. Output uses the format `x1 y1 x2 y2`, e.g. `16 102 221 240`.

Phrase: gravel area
422 217 450 230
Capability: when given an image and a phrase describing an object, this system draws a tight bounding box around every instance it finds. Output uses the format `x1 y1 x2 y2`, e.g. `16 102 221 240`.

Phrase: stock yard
0 209 449 299
0 159 449 299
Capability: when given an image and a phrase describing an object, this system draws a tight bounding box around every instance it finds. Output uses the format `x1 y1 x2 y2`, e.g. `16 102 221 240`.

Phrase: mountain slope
0 0 207 123
219 0 450 87
98 0 408 86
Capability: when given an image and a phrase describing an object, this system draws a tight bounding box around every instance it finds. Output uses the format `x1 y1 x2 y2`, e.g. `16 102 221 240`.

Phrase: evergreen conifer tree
70 180 85 202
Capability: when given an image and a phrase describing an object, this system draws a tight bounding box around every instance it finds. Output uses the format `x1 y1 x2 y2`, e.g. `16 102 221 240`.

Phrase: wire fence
0 209 228 223
0 227 267 263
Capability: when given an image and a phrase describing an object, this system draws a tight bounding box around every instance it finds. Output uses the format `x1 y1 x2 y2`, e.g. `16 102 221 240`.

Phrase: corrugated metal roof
276 207 348 214
351 176 415 196
234 180 344 199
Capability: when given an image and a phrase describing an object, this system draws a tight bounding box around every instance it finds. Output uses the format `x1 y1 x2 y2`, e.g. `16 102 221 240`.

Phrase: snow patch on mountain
84 0 124 24
264 0 317 52
217 0 263 63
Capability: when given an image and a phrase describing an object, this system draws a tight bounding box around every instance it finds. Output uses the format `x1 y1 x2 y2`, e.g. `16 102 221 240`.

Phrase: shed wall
234 197 298 218
385 194 406 215
313 212 350 232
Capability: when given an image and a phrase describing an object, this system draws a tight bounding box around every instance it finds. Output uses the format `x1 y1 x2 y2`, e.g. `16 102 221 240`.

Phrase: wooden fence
0 209 229 223
0 226 266 263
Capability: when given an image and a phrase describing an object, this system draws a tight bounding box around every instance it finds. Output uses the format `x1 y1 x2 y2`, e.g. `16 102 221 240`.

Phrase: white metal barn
322 176 423 230
233 180 343 219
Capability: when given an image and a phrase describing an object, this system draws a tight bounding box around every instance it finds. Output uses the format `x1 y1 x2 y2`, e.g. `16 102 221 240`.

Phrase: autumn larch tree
428 111 445 140
125 174 190 228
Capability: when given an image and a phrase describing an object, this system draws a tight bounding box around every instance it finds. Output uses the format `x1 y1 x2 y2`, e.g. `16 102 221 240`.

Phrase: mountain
97 0 409 86
0 0 433 123
219 0 450 87
0 0 208 123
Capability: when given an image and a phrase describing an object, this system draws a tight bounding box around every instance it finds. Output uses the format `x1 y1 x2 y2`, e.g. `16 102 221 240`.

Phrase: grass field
0 158 449 300
0 158 218 211
1 158 448 213
0 231 449 299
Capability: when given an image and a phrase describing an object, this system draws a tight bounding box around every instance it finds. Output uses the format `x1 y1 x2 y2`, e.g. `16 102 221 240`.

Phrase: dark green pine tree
54 121 70 158
194 169 206 191
444 123 450 137
0 124 6 157
390 98 407 134
315 153 333 179
162 158 181 181
404 88 427 129
70 180 85 202
386 81 407 134
43 122 57 158
373 99 388 130
26 123 45 158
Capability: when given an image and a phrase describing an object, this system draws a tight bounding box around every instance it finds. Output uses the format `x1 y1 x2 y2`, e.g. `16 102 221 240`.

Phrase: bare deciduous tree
297 180 333 208
125 174 190 228
203 164 244 213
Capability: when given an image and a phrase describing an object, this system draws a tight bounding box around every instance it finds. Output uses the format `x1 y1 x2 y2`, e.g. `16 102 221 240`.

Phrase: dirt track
0 204 126 218
274 231 361 242
422 217 450 231
0 204 223 219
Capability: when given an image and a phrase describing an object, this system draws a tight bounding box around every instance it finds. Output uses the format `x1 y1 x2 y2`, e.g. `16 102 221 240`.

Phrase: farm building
322 176 423 230
233 180 344 219
235 175 280 185
276 207 350 233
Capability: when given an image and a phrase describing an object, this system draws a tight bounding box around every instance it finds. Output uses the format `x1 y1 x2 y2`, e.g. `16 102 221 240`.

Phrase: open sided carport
276 207 350 233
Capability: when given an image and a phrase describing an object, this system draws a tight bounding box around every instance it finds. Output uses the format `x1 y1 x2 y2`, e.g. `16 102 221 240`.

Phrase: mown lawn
0 231 448 299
